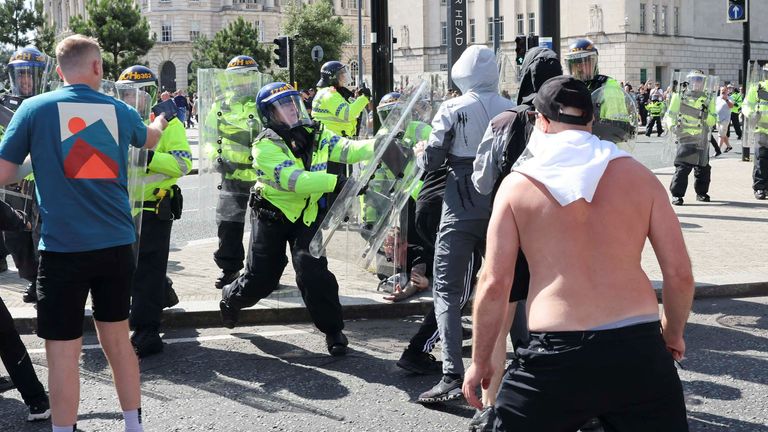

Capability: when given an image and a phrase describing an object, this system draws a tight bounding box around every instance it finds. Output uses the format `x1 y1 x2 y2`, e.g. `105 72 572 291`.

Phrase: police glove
356 87 372 99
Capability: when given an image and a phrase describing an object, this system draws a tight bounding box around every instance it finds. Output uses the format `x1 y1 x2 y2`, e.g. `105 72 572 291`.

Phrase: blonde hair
56 34 101 74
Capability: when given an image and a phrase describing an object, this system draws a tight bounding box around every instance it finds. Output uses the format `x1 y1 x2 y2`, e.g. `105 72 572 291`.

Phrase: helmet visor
224 70 261 96
267 94 313 130
566 53 597 82
117 83 157 121
8 60 52 97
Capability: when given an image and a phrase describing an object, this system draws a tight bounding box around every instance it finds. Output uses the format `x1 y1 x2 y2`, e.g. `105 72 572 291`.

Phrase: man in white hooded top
462 76 693 431
414 45 515 403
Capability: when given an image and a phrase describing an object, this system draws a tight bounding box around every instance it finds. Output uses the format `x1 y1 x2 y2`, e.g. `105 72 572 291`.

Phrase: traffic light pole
743 20 750 85
493 0 500 54
539 0 561 55
289 36 296 88
371 0 392 133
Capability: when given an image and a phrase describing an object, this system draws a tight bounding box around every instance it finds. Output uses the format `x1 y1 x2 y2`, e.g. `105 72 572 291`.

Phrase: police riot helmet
257 82 314 131
116 65 159 121
226 55 259 72
564 39 599 83
317 61 349 88
7 46 52 98
686 69 706 92
377 92 401 124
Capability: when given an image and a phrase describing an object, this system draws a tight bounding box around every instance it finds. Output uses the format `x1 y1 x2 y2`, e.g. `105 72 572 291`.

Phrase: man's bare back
496 156 688 332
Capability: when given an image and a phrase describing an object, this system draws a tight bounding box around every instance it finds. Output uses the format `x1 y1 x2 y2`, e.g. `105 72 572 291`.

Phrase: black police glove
356 87 372 99
145 150 155 172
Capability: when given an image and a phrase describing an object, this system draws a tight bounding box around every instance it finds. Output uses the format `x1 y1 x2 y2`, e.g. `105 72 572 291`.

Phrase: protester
716 86 734 153
463 76 694 431
0 34 167 432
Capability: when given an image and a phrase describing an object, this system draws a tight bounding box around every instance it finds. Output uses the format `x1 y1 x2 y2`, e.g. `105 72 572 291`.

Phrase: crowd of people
11 30 768 432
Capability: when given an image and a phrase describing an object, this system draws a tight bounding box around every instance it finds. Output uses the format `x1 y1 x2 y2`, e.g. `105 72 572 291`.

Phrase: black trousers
0 296 46 405
645 116 663 136
213 179 251 273
727 112 742 138
670 163 711 198
130 212 173 330
493 322 688 432
638 105 647 126
753 141 768 191
222 212 343 335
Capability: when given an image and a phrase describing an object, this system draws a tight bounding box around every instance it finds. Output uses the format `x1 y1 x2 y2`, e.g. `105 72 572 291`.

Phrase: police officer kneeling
219 82 377 356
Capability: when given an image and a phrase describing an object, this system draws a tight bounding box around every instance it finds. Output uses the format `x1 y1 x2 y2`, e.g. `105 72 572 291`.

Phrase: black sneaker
468 406 496 432
326 331 348 356
755 190 766 200
219 299 239 329
22 281 37 304
671 197 684 206
0 376 15 393
215 271 240 289
164 277 179 309
696 194 710 202
131 329 163 358
26 397 50 421
397 350 442 375
417 375 463 403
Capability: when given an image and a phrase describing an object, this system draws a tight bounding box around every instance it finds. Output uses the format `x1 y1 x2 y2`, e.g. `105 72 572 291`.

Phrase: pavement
2 130 768 334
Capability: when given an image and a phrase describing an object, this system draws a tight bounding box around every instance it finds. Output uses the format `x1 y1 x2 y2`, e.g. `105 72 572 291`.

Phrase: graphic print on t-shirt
57 102 120 179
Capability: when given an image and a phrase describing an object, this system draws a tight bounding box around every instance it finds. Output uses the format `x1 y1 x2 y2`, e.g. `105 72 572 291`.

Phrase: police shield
309 80 431 282
591 84 638 153
663 71 718 167
743 61 768 157
497 52 518 101
189 68 269 243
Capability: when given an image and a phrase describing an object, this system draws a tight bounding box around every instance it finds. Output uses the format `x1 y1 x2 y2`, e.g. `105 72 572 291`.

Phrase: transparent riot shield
497 52 518 102
187 68 269 245
743 61 768 160
310 80 431 285
663 72 719 168
591 84 638 153
742 61 759 156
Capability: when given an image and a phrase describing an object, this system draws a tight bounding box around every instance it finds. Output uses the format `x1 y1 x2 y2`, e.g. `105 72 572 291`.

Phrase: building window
528 12 535 35
674 7 680 35
349 60 359 86
469 19 476 44
517 13 524 35
440 0 446 4
161 24 172 42
189 21 199 40
640 68 647 84
651 5 658 34
498 16 504 41
661 6 667 34
487 18 493 43
362 24 367 45
640 3 646 32
257 19 264 42
441 21 447 46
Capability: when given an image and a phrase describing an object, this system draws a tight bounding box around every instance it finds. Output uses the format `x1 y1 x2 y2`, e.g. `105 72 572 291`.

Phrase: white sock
52 425 76 432
124 408 143 432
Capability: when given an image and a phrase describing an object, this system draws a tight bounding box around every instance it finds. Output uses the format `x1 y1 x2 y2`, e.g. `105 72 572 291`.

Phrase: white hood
451 45 499 94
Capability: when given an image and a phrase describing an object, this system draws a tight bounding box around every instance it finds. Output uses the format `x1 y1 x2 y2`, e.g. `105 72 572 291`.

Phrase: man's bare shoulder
603 157 664 193
496 171 534 203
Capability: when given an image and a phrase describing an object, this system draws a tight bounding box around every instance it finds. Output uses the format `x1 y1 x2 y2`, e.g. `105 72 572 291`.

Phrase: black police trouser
0 296 46 405
130 212 173 331
223 211 344 335
645 116 663 136
753 137 768 191
670 163 711 198
727 112 742 138
213 179 251 273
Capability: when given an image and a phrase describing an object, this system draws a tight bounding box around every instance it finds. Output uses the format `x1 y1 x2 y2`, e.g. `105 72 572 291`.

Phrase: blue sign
729 4 745 20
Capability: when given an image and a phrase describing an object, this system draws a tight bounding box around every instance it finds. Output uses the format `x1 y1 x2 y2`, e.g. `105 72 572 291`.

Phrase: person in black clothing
0 199 50 422
637 85 649 126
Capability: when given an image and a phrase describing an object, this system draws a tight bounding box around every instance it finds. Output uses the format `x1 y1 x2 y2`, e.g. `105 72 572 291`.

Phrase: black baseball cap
533 75 594 126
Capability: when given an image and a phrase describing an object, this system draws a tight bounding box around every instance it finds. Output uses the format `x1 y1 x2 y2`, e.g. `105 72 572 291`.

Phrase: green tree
33 0 57 55
0 0 41 49
188 17 272 92
0 47 13 90
69 0 155 81
281 0 352 90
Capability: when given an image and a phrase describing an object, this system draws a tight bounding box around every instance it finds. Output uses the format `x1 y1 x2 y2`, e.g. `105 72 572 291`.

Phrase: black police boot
325 331 348 356
215 271 240 289
22 281 37 304
131 328 163 358
219 299 240 329
163 277 179 309
755 190 766 200
696 194 711 202
671 197 684 206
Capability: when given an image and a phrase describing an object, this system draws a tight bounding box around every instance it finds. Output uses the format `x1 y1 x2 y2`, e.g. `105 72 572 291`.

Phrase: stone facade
45 0 373 91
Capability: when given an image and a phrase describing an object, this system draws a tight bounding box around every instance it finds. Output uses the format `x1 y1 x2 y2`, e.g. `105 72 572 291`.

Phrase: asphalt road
1 296 767 431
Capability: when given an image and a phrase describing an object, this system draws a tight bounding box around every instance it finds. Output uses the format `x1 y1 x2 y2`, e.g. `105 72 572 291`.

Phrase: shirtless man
462 76 694 431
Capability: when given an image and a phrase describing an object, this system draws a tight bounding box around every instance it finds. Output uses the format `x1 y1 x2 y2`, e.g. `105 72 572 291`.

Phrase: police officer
743 64 768 200
646 93 666 137
206 55 261 289
563 38 619 92
665 70 717 205
220 82 381 356
117 66 192 357
727 83 743 140
0 47 52 304
311 61 370 138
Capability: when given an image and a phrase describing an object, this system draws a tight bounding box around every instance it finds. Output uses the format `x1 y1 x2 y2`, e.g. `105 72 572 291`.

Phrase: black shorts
494 321 688 432
37 244 135 340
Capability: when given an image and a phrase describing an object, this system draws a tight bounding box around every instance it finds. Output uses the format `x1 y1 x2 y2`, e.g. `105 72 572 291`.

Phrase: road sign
727 0 748 23
311 45 324 62
538 37 553 49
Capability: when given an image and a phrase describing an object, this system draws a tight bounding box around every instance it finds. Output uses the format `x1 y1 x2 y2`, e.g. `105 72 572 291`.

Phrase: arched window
159 61 177 92
349 60 359 87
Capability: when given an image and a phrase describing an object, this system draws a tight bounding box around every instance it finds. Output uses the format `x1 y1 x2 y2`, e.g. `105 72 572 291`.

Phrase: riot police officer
563 38 619 92
744 64 768 199
665 70 717 205
311 61 370 138
220 82 379 356
207 55 262 289
117 66 192 357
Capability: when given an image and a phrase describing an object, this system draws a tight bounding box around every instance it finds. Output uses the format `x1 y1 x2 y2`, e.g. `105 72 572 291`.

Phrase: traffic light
727 0 748 23
515 36 526 65
527 35 539 50
273 36 288 68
